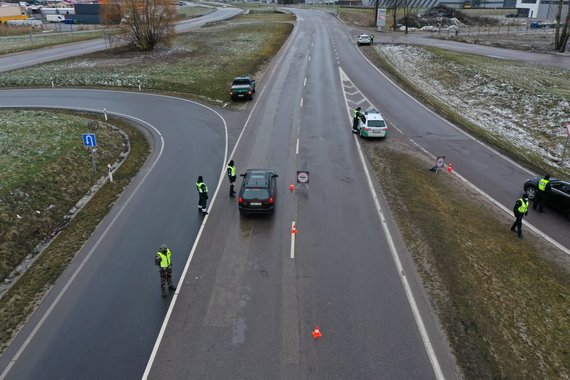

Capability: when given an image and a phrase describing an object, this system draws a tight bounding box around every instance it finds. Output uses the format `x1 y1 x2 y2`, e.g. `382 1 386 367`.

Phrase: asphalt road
145 8 456 379
0 6 569 380
0 90 235 379
0 7 242 73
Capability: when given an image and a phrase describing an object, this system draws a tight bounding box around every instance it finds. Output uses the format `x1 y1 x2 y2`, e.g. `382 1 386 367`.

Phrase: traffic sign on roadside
295 171 310 191
82 133 97 148
296 171 309 184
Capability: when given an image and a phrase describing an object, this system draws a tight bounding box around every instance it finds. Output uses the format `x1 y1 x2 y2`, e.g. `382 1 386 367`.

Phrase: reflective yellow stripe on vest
538 178 549 191
157 249 172 268
518 199 528 213
196 181 208 193
228 165 236 177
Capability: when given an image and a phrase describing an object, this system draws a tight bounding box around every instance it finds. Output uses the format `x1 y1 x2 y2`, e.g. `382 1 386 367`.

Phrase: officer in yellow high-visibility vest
227 160 237 197
352 107 362 133
155 244 176 297
532 174 550 213
510 193 529 238
196 176 209 215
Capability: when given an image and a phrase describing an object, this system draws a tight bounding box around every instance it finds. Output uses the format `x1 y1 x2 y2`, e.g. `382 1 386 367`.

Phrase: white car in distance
357 34 372 46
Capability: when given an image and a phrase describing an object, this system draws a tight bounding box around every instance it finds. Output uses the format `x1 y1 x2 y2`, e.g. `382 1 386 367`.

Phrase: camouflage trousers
159 266 174 294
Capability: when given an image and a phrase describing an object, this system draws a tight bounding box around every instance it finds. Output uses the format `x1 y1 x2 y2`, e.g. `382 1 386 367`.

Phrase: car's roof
244 169 275 186
365 110 384 119
358 34 369 37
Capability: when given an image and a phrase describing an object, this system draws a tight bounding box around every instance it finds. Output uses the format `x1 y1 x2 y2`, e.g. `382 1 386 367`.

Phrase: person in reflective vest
510 193 529 238
196 176 209 215
155 244 176 297
227 160 237 197
532 174 550 213
352 107 361 133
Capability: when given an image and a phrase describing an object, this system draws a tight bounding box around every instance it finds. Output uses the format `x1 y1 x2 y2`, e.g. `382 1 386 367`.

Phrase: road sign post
296 171 310 191
82 133 97 173
561 123 570 166
431 156 445 174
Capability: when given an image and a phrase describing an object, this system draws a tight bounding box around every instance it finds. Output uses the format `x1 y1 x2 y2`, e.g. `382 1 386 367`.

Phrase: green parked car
230 76 256 100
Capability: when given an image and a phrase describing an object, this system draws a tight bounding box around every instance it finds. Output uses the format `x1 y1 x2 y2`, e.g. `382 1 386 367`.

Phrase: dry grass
0 13 294 105
0 13 294 353
363 138 570 379
0 111 150 353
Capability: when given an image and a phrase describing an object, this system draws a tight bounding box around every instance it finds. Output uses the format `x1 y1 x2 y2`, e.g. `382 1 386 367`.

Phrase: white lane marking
411 140 570 256
303 77 307 87
338 67 445 380
0 111 165 380
142 16 300 378
300 98 303 108
346 53 570 254
290 221 296 259
355 45 533 176
296 138 299 155
354 131 445 380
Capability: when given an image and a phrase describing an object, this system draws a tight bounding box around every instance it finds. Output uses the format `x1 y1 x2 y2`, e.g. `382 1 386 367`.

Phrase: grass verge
360 45 570 178
0 12 295 105
0 110 150 353
363 138 570 378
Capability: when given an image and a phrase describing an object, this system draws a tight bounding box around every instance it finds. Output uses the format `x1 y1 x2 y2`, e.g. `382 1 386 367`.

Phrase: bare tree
554 0 570 52
102 0 177 51
392 0 399 31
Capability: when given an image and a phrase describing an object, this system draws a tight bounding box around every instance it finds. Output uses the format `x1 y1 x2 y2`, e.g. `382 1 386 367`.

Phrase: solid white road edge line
353 47 570 255
338 67 444 380
0 112 165 380
352 133 445 380
142 19 300 378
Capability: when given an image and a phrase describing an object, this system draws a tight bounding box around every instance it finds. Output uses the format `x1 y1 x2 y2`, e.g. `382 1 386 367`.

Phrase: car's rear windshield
233 79 250 85
243 188 269 200
368 119 386 128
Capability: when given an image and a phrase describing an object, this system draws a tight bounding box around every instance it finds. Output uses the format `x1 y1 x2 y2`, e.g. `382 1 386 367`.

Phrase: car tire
525 185 537 200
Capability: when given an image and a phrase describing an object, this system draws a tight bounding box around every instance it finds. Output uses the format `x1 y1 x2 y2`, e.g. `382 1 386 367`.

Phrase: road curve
0 89 228 379
0 7 242 73
0 7 569 380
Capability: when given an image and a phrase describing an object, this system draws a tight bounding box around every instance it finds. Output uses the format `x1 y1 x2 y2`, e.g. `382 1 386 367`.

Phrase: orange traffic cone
289 183 295 192
447 162 453 173
291 224 297 234
312 326 322 340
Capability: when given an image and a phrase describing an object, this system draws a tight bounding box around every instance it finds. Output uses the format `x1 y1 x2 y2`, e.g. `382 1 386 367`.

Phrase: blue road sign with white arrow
82 133 97 148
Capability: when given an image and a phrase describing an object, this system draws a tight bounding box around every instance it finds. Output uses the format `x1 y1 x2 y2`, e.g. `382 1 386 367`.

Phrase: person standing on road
227 160 237 197
155 244 176 297
352 107 362 133
532 174 551 213
510 193 529 238
196 176 209 215
370 34 374 45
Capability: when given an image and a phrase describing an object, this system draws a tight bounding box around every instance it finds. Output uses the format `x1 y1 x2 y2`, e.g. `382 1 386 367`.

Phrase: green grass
0 110 150 353
0 13 294 353
0 13 294 105
361 45 570 179
0 110 126 280
0 30 106 56
364 140 570 379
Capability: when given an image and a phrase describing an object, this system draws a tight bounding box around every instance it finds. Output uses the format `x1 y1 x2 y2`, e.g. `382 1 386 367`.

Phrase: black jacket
513 198 529 216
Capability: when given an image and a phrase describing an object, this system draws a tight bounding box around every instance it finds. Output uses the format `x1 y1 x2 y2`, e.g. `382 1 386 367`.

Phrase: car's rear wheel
525 185 537 200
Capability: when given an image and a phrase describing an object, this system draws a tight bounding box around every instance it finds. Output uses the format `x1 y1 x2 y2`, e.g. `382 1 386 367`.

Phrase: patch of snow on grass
378 44 570 168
